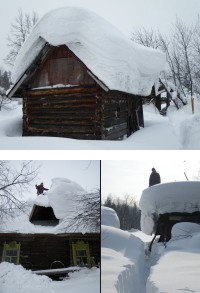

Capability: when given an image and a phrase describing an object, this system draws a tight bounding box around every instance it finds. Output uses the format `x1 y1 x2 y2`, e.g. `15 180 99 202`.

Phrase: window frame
72 240 91 267
2 241 21 265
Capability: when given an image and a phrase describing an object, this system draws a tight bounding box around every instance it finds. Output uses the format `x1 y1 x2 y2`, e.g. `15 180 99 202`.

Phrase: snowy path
102 224 152 293
126 108 180 149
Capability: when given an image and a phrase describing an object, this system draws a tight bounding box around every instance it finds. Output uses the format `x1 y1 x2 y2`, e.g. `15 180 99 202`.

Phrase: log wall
99 91 128 140
0 233 100 271
23 88 144 140
99 91 143 140
23 86 103 139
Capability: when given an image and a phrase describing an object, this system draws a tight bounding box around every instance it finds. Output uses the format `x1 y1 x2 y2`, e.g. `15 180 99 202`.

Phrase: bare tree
174 19 195 96
65 190 100 232
5 9 38 66
131 27 161 49
0 161 39 219
131 19 200 109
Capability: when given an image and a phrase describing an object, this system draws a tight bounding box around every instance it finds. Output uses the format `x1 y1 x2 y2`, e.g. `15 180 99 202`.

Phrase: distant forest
103 194 141 230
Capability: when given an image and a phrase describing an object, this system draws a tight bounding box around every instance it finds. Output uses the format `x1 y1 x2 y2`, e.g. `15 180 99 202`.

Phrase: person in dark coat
149 168 161 187
35 182 49 195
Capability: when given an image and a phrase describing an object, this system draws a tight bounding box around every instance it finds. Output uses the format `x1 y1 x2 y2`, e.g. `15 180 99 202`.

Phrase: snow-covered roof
12 7 166 96
139 181 200 235
1 177 97 234
34 177 85 220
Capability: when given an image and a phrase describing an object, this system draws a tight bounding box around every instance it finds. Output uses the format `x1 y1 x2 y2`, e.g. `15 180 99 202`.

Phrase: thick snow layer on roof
0 177 96 234
33 193 49 207
33 177 85 220
47 177 85 219
139 181 200 235
12 7 166 96
101 206 120 229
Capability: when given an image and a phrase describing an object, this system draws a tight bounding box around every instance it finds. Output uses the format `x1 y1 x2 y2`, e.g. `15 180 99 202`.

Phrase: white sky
1 0 200 69
101 152 200 202
8 160 100 200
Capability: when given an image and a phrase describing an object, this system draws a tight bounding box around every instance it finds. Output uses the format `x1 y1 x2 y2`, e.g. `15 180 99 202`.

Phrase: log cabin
8 7 166 140
0 178 100 277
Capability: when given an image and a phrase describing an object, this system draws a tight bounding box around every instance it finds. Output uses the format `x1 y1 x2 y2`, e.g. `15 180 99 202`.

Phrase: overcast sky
1 0 200 69
8 160 100 200
101 151 200 202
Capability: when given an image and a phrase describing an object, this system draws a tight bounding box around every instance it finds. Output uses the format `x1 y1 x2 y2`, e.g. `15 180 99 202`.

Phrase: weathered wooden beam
26 85 101 96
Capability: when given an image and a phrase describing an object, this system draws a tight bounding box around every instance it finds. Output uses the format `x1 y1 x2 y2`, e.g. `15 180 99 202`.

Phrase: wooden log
26 85 101 96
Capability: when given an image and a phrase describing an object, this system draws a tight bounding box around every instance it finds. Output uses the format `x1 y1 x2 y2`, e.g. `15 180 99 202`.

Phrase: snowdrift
102 225 146 293
101 206 120 229
139 181 200 235
12 6 166 96
0 262 100 293
101 206 147 293
147 222 200 292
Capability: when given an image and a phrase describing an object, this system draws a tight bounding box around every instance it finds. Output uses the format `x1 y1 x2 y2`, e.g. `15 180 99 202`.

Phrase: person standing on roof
35 182 49 195
149 168 161 187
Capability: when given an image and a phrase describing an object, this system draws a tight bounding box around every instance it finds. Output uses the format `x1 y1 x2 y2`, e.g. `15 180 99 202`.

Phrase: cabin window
2 241 21 264
72 241 91 267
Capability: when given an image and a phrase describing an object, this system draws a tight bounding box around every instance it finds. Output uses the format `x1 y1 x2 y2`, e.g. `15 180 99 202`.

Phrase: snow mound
147 227 200 292
0 262 100 293
0 262 52 293
139 181 200 235
167 103 200 149
12 6 166 96
171 222 200 238
101 206 120 228
102 225 146 293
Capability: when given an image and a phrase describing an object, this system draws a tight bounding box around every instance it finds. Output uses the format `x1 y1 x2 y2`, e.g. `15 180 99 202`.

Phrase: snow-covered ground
0 101 200 149
101 205 200 293
0 262 99 293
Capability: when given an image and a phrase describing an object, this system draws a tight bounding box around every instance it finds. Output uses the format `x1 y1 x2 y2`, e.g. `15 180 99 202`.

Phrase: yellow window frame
72 240 91 267
2 241 21 265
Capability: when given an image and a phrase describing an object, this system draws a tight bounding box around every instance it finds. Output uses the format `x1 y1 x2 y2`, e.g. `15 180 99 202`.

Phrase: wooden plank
33 267 80 276
26 85 101 96
29 45 96 88
28 120 95 127
23 124 96 133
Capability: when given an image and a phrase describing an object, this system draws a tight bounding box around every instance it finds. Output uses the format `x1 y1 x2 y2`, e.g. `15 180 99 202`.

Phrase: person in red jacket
35 182 49 195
